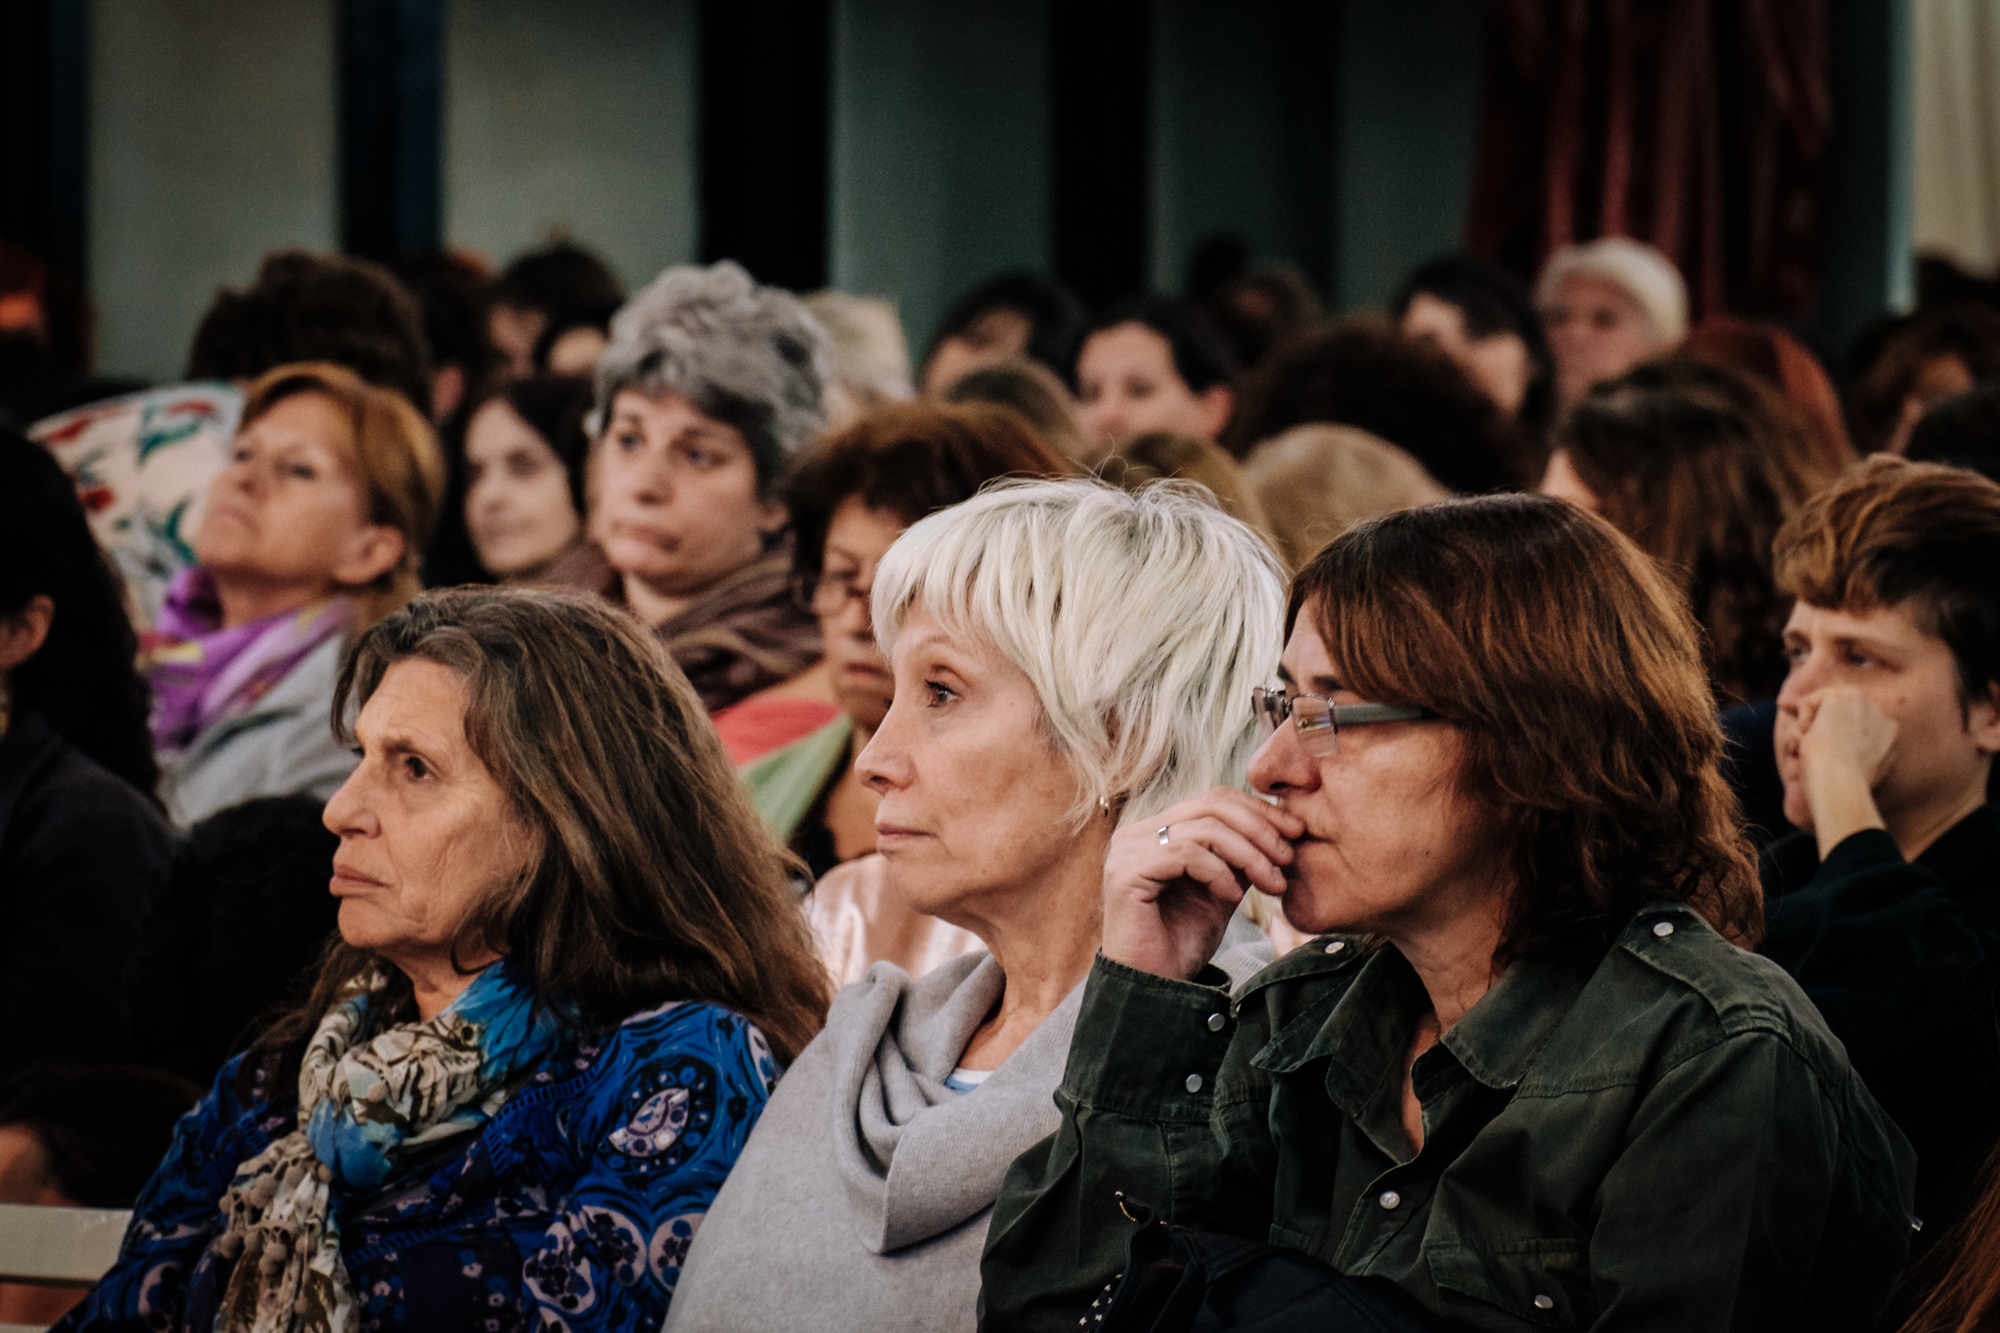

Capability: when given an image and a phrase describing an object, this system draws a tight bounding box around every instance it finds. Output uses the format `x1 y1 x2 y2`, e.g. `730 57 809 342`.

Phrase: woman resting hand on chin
983 495 1919 1333
62 589 829 1333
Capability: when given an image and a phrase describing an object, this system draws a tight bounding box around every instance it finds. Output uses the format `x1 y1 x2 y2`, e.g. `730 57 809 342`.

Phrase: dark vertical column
0 0 88 278
340 0 442 263
1274 0 1337 305
1051 0 1151 307
1819 0 1911 358
698 0 830 290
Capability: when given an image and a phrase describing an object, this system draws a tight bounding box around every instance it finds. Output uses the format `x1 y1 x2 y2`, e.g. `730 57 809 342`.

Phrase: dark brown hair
1773 455 2000 706
1225 317 1529 490
1289 493 1762 964
239 361 446 628
1558 357 1836 704
244 588 830 1096
786 400 1074 588
1845 305 2000 456
187 249 432 411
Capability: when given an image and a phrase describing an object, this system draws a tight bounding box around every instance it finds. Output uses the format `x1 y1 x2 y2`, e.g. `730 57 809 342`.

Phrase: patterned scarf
211 963 563 1333
142 566 349 754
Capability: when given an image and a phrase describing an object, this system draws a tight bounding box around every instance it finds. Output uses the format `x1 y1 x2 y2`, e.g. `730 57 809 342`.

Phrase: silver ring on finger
1157 825 1171 846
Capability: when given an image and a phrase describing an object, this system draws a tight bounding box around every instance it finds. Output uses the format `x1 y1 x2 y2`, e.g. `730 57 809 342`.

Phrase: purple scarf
144 567 350 754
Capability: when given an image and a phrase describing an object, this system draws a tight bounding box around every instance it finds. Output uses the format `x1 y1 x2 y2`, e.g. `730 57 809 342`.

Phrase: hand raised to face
1100 787 1300 982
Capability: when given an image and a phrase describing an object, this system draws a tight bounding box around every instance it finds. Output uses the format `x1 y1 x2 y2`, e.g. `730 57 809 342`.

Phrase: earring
1098 795 1112 818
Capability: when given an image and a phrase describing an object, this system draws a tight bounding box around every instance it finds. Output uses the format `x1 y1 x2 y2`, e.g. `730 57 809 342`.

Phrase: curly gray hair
590 261 831 489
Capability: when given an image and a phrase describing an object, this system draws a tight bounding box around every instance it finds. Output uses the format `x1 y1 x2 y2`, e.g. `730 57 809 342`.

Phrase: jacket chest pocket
1425 1239 1598 1329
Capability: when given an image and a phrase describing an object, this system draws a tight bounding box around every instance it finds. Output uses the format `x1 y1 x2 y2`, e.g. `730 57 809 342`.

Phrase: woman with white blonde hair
665 479 1285 1333
1537 236 1688 406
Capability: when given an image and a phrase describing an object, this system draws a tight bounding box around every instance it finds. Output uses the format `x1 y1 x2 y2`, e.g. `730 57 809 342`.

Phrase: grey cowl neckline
825 952 1082 1254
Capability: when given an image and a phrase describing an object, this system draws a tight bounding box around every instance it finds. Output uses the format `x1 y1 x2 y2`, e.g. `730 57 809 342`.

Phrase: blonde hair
804 289 914 426
239 361 445 627
1536 237 1689 345
871 478 1286 827
1242 424 1451 572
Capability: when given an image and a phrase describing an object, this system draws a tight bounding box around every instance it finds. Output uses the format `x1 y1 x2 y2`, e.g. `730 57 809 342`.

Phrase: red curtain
1466 0 1829 323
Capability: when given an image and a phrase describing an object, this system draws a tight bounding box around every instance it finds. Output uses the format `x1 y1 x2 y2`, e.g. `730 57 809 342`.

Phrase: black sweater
0 709 171 1082
1761 807 2000 1243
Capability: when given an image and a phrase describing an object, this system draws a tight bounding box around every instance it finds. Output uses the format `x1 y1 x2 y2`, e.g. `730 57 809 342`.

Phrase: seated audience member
0 435 171 1081
806 290 915 429
64 589 831 1333
942 357 1091 464
547 261 826 713
1184 235 1325 371
1845 305 2000 457
463 375 592 582
393 248 496 589
1093 431 1266 530
486 240 625 381
1760 456 2000 1250
665 482 1283 1333
1542 357 1835 705
127 795 340 1088
983 494 1915 1333
1241 423 1451 573
1907 380 2000 483
1393 253 1555 446
33 249 433 627
1896 1137 2000 1333
1225 319 1525 490
1073 298 1237 456
145 363 444 828
0 1067 201 1327
1536 236 1688 406
918 271 1087 397
725 402 1068 861
388 248 494 425
1684 314 1855 472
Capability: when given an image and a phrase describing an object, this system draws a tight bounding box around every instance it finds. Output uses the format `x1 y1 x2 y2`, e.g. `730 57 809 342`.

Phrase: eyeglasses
792 568 872 618
1251 686 1434 756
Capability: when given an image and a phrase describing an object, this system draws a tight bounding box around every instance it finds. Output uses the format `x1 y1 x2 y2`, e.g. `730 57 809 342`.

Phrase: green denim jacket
980 903 1916 1332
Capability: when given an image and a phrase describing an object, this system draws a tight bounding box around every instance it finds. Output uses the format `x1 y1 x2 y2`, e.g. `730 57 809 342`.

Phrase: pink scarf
144 567 350 754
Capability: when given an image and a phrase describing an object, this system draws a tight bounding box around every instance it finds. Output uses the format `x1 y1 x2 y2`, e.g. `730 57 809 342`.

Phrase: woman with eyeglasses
982 494 1918 1333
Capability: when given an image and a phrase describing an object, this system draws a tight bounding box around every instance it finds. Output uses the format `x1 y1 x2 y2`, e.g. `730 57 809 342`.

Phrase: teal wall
827 0 1053 359
90 0 338 382
1331 0 1483 311
443 0 698 293
1820 0 1916 356
1150 0 1316 290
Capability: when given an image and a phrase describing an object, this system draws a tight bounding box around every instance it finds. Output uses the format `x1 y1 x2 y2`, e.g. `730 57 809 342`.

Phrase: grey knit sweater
664 923 1272 1333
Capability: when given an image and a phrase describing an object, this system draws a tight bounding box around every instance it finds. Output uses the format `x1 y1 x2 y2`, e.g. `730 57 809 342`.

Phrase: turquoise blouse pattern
58 1000 778 1333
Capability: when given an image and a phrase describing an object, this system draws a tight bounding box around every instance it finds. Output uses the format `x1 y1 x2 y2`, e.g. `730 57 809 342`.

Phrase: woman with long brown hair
983 494 1915 1331
1542 356 1837 705
62 588 830 1333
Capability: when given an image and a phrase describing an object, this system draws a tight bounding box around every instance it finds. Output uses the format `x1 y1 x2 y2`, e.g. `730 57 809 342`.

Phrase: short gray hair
872 478 1287 828
591 260 831 487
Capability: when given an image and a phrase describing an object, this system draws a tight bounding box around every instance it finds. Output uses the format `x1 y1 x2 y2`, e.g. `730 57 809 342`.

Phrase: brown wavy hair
1557 357 1836 705
1289 493 1762 964
244 588 829 1096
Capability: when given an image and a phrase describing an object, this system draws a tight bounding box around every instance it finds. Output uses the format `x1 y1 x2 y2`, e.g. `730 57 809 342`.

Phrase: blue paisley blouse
58 1000 777 1333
